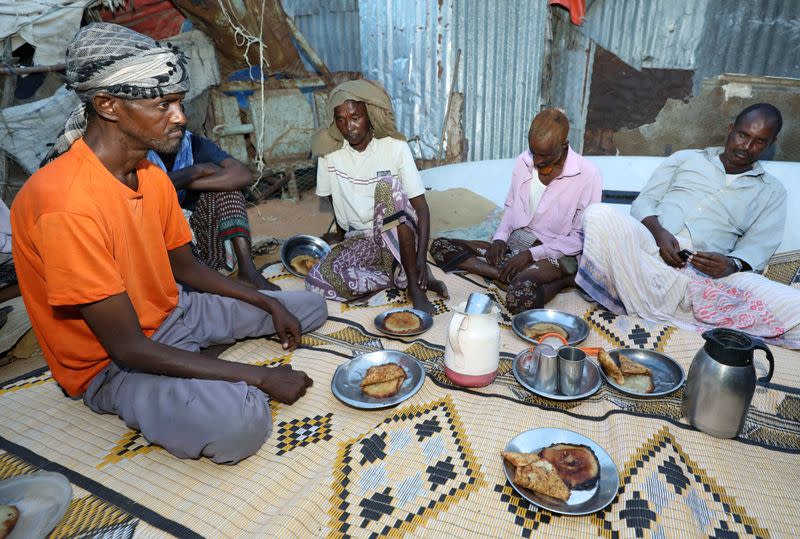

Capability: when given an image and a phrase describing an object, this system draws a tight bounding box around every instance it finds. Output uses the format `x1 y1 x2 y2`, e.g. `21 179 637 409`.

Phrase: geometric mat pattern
1 266 800 537
328 396 485 538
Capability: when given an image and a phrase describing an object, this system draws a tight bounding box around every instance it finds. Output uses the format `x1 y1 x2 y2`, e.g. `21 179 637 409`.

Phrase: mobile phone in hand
678 249 693 261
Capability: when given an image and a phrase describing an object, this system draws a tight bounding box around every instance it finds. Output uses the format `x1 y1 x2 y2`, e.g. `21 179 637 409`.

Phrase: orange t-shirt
11 138 192 396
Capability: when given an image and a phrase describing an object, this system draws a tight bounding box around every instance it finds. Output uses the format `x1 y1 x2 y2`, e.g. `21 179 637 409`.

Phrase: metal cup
531 343 559 394
558 346 586 396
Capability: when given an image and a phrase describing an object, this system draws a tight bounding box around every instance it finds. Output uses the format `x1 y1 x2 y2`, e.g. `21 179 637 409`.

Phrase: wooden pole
437 48 461 165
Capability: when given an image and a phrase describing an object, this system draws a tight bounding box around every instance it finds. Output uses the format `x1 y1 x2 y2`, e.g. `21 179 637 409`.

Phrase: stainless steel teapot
682 328 774 438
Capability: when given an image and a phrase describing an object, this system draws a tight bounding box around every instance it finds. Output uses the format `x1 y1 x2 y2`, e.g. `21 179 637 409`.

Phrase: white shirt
316 137 425 231
630 147 786 271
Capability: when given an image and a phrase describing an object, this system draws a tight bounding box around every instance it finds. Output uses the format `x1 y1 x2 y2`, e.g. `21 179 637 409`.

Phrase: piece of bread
0 505 19 539
539 443 601 490
618 353 651 376
383 311 422 334
500 451 542 468
361 363 407 399
620 374 655 393
523 322 568 341
513 460 571 501
598 349 625 385
290 254 319 275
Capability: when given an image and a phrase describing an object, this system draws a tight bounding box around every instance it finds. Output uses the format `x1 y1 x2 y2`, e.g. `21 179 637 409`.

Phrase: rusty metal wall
451 0 549 160
579 0 708 70
694 0 800 94
359 0 548 161
283 0 361 72
545 7 596 153
358 0 456 160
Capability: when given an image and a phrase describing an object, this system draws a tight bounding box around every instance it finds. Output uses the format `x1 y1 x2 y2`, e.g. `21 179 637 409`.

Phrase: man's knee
284 291 328 331
429 237 449 265
301 292 328 331
506 275 543 314
202 386 272 464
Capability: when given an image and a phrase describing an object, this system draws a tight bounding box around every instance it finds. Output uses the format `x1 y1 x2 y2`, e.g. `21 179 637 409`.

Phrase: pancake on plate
383 311 423 334
290 254 319 276
599 350 654 393
539 443 600 490
361 362 407 399
523 322 568 341
501 452 570 501
0 505 18 539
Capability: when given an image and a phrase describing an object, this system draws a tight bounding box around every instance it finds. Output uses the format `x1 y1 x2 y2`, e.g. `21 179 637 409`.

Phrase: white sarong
576 204 800 348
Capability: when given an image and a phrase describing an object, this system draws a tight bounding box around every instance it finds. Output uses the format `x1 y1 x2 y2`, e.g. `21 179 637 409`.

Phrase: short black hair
734 103 783 135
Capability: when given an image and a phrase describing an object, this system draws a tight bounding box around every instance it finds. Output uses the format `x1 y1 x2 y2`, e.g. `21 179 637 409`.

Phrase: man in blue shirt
150 132 276 290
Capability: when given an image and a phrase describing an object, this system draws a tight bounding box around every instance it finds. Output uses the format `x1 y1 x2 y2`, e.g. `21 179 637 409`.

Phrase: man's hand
486 240 507 267
689 252 737 278
499 250 533 283
652 228 685 268
266 300 302 351
256 364 313 404
416 252 429 290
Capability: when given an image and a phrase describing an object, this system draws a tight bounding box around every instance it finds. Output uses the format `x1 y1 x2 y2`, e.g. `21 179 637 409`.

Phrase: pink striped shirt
492 147 603 261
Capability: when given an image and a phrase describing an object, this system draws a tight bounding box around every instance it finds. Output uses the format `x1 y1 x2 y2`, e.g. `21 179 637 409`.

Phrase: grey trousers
82 287 327 464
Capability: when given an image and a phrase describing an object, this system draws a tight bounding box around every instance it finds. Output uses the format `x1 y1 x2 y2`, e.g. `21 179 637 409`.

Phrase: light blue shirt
631 147 786 271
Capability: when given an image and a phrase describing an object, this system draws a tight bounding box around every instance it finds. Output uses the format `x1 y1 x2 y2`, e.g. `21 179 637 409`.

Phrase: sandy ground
0 188 497 383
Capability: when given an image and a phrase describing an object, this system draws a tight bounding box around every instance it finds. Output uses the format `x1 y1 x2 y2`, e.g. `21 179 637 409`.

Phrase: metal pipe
0 63 65 76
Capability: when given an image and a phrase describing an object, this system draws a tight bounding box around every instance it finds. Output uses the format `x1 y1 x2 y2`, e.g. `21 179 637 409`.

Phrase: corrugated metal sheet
694 0 800 93
451 0 549 160
545 7 595 153
359 0 548 161
283 0 361 73
359 0 456 159
579 0 708 70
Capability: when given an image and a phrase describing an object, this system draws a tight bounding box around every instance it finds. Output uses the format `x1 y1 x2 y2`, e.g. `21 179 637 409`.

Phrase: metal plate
512 349 601 401
0 472 73 539
512 309 590 346
280 235 331 278
374 308 434 337
502 428 619 516
602 348 686 397
331 351 425 409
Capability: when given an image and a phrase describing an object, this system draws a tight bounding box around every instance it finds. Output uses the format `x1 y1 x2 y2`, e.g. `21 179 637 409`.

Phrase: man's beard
150 135 183 154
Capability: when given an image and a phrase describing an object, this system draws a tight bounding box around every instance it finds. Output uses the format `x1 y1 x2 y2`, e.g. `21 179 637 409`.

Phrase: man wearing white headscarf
12 23 327 463
306 80 448 313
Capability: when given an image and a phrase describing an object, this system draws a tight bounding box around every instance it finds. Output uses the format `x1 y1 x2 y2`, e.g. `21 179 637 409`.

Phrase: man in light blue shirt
631 103 785 276
576 104 800 346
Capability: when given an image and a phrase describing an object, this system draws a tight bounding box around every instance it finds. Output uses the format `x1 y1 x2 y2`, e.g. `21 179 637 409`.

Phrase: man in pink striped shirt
430 109 603 312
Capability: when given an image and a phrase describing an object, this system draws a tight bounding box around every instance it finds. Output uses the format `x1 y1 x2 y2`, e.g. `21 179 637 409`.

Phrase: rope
217 0 270 179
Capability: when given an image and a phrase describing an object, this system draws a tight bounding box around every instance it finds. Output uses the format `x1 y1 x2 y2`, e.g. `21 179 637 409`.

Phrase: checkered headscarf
41 22 190 166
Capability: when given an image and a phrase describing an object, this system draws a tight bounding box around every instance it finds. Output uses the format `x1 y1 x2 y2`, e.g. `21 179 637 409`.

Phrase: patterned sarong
188 191 251 272
305 178 417 301
429 230 577 313
577 204 800 347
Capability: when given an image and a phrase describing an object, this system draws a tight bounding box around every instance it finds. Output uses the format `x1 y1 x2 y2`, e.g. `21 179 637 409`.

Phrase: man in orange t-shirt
11 23 327 464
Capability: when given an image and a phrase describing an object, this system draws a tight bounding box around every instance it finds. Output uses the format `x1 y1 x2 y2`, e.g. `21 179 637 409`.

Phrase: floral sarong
305 178 417 302
577 204 800 348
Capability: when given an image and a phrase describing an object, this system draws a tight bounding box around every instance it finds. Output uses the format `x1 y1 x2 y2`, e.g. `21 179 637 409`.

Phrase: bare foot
240 270 280 291
427 278 449 299
409 286 436 315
